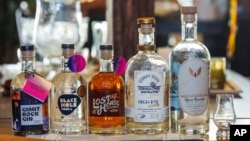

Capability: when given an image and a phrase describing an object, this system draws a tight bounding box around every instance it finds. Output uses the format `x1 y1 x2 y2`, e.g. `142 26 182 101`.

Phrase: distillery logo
189 67 201 78
58 95 81 115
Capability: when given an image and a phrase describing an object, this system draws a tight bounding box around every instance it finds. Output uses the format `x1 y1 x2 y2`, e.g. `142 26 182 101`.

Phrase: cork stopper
181 6 197 22
62 44 74 58
137 17 155 34
21 45 34 61
100 45 113 60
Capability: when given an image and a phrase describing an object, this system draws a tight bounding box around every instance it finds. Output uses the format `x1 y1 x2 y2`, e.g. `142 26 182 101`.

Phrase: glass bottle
11 45 49 135
125 17 169 134
88 45 125 134
169 6 211 134
49 44 87 134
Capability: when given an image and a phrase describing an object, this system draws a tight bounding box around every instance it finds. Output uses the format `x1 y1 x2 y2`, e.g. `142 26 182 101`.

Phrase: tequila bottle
50 44 88 134
169 6 211 134
11 45 49 135
88 45 125 134
125 17 169 134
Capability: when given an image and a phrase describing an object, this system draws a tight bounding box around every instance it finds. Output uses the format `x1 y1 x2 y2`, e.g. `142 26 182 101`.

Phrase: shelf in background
210 80 243 95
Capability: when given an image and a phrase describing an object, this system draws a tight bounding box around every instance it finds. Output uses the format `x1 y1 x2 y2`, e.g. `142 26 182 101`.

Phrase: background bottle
169 6 211 134
125 17 169 134
11 45 49 135
88 45 125 134
49 44 87 134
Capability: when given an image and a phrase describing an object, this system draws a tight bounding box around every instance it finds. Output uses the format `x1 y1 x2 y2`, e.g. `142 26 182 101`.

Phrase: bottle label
89 90 124 116
134 71 165 122
20 105 43 126
58 94 81 115
178 59 209 116
11 89 48 132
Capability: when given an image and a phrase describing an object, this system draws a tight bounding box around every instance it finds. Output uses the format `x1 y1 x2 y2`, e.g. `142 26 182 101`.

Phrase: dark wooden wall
112 0 154 60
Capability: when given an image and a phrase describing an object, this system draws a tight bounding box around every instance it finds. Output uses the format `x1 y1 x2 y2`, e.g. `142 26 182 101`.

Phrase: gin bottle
50 44 87 134
125 17 169 134
11 45 49 135
88 45 125 134
169 6 211 134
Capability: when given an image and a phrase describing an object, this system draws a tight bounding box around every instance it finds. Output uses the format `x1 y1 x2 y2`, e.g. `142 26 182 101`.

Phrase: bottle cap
181 6 197 14
100 44 113 59
62 44 74 58
21 45 34 51
181 6 197 22
100 44 113 50
62 44 74 49
137 17 155 24
21 45 34 61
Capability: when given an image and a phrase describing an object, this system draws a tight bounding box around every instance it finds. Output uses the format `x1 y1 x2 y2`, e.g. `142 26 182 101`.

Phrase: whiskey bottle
125 17 169 134
88 45 125 134
50 44 88 134
169 6 210 134
11 45 49 135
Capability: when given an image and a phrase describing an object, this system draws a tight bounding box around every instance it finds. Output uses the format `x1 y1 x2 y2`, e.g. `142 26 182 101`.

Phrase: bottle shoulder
171 41 210 60
89 72 124 88
51 72 87 85
126 52 169 72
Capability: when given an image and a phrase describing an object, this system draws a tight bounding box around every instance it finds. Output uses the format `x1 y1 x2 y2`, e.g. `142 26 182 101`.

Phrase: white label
134 71 165 122
178 59 209 116
20 105 43 126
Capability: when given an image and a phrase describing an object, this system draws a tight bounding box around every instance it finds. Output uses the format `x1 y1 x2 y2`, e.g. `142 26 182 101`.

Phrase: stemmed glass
213 94 236 139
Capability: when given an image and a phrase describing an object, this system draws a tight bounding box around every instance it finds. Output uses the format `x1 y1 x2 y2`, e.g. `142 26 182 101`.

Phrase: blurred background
0 0 250 78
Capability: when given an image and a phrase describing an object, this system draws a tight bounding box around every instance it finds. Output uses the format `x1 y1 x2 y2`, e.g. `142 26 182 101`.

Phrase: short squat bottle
11 45 49 135
169 6 210 134
125 17 169 134
88 45 125 134
50 44 88 134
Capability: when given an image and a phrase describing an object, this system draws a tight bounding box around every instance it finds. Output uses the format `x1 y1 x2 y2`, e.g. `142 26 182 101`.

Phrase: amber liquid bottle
88 45 125 134
11 45 49 135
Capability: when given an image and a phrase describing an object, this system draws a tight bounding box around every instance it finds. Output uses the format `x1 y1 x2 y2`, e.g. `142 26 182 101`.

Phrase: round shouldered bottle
169 6 211 134
11 45 49 135
125 17 169 134
88 45 125 134
50 44 88 134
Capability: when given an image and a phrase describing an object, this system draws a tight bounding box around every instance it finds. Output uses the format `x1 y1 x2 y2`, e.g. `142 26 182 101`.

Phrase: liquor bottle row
10 6 210 136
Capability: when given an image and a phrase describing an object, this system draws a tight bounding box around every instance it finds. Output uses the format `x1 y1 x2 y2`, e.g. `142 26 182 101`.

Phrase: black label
58 94 81 115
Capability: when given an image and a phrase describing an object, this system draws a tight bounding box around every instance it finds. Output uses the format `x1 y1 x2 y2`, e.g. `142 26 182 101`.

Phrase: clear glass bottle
49 44 88 134
88 45 125 134
125 17 169 134
169 6 211 134
11 45 49 135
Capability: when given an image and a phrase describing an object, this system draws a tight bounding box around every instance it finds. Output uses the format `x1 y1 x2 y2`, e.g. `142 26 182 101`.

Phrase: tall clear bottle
125 17 169 134
88 45 125 134
50 44 87 134
11 45 49 135
169 6 211 134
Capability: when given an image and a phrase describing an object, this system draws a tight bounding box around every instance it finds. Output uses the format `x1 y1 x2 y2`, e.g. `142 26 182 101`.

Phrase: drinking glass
213 94 236 139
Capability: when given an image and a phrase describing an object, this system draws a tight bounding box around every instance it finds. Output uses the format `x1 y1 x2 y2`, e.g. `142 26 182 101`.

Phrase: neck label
68 54 86 72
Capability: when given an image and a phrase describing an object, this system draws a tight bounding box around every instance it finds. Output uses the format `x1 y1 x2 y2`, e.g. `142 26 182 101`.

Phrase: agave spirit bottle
125 17 169 134
88 45 125 134
11 45 49 135
50 44 87 134
170 6 211 134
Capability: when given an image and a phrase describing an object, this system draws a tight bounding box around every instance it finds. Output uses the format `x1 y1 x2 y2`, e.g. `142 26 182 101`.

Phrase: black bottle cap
20 45 34 51
62 44 74 49
100 44 113 50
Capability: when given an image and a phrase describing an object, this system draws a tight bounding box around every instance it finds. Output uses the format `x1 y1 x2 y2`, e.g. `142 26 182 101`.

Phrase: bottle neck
181 13 197 41
21 60 34 72
138 24 155 51
62 56 71 71
99 58 113 72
